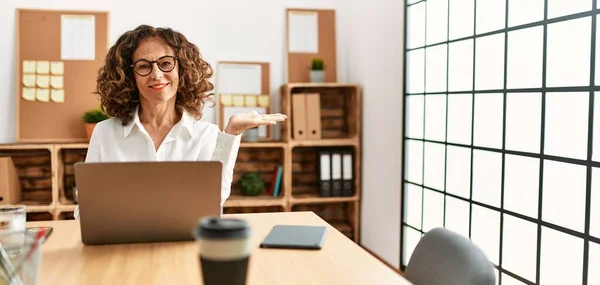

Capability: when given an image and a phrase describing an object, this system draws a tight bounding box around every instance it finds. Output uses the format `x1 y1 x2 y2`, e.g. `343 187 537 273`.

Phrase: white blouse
73 108 241 219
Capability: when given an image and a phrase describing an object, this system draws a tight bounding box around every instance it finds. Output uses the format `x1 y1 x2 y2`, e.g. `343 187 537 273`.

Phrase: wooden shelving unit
0 83 362 243
281 83 361 243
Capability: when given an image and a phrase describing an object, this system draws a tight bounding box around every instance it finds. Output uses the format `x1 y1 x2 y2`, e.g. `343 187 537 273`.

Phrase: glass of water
0 229 45 285
0 206 26 245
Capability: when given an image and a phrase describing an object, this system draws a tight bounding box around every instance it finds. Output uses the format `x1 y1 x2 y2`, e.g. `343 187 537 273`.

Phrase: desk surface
29 211 412 285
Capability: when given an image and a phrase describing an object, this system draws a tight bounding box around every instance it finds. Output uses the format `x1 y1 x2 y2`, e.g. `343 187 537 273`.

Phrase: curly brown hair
94 25 214 125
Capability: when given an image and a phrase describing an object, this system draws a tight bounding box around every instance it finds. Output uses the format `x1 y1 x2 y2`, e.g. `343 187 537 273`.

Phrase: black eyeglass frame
130 55 179 76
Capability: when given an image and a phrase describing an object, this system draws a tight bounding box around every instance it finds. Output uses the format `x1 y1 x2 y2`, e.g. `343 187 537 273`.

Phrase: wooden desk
28 211 412 285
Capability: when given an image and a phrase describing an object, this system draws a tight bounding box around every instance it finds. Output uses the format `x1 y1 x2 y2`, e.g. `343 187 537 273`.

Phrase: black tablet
259 225 327 250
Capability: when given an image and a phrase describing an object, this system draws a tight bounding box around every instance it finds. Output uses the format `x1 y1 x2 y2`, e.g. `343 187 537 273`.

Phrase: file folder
331 151 342 197
304 93 322 139
318 151 332 197
341 151 354 196
292 94 307 139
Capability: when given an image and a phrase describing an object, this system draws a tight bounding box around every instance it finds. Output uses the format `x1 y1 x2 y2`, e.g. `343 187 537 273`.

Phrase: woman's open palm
225 110 287 135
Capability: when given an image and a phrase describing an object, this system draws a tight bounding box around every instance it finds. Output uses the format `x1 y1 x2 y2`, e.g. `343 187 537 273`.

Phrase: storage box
0 157 22 204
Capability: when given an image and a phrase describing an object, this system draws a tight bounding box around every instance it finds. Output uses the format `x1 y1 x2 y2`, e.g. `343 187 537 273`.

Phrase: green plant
239 172 265 196
311 58 324 70
82 109 109 123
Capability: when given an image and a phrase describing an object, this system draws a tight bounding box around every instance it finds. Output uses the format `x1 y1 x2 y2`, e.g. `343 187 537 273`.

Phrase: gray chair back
404 227 496 285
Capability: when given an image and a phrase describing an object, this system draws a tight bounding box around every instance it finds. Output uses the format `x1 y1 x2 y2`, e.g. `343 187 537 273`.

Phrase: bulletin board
15 9 109 143
215 61 273 140
285 8 337 83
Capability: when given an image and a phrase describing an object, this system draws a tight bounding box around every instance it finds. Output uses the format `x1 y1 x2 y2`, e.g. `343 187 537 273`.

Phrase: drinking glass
0 206 26 237
0 229 45 285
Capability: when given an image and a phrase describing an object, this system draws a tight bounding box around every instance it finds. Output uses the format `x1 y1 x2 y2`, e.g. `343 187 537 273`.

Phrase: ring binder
318 150 332 197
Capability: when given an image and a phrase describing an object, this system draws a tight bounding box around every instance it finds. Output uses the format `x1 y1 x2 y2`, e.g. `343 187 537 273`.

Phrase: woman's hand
224 110 287 135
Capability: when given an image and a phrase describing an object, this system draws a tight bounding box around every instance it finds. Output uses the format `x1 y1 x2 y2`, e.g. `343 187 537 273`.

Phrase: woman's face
131 37 179 104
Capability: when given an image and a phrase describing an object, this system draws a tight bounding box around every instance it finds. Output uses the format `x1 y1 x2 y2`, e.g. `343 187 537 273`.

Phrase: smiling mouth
149 83 169 91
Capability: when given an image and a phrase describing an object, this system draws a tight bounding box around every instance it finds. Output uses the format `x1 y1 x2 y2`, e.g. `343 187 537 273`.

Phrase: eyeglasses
130 55 178 76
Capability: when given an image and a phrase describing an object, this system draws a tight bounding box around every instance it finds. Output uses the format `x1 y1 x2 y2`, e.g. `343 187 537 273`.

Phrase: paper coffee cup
194 217 252 285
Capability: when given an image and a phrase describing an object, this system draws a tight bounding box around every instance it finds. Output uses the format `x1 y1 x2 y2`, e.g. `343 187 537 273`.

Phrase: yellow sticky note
258 95 270 107
36 88 49 102
23 61 36 74
36 75 49 88
220 94 232 106
36 61 50 74
232 95 244 106
22 74 36 87
244 95 258 107
50 61 64 75
50 76 63 89
51 89 65 103
22 87 36 101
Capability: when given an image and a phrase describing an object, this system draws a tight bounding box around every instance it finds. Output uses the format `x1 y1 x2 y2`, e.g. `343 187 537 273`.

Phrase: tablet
259 225 327 250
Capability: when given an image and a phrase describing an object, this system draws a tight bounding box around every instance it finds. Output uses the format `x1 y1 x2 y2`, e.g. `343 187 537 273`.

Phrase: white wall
341 0 405 268
0 0 405 269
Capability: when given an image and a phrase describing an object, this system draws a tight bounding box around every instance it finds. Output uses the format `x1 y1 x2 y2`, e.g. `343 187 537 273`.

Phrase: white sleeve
75 124 102 220
199 128 241 206
85 125 102 163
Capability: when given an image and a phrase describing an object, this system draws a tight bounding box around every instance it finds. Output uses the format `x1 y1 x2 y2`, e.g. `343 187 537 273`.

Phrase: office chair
404 227 496 285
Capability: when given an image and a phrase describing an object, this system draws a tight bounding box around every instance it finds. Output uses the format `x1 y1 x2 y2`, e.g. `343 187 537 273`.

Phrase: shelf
285 83 360 89
224 196 285 207
232 147 285 200
290 138 359 148
24 204 54 213
290 194 358 205
55 204 77 212
224 205 284 215
281 83 360 142
0 144 53 151
240 142 286 148
291 145 358 199
54 143 89 150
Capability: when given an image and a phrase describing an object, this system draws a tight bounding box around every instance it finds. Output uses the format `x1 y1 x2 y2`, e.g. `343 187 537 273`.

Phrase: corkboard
15 9 109 142
285 8 337 83
215 61 273 140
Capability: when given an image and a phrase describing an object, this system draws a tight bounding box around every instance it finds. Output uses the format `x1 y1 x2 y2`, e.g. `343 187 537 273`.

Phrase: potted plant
310 58 325 83
239 172 265 196
82 109 108 141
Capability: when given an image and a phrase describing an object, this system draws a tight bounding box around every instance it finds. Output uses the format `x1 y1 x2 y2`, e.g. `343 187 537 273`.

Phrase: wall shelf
290 195 358 205
289 138 359 148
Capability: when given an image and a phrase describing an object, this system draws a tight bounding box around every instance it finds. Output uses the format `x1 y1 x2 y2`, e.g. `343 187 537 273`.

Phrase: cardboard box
0 157 22 204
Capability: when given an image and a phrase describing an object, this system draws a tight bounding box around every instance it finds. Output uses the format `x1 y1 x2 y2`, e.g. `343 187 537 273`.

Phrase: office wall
402 0 600 284
342 0 404 269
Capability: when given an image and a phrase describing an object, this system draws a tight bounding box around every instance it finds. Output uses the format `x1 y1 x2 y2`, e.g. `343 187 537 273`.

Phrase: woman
74 25 286 219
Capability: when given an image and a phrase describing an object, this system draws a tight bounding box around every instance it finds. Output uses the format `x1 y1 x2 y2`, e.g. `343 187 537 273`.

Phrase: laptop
73 161 222 245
